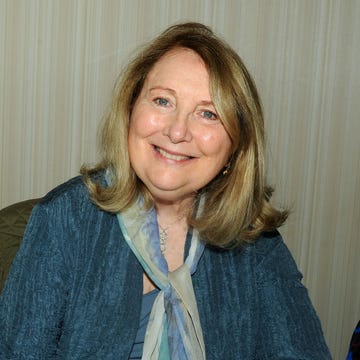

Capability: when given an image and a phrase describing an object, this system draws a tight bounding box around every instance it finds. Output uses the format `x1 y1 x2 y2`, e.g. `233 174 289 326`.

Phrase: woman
0 22 331 359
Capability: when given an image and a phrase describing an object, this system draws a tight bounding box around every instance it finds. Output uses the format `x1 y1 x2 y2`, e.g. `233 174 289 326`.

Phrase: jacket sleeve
254 233 332 359
0 202 70 359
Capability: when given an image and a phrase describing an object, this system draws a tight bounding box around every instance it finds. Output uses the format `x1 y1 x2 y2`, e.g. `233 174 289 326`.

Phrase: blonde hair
81 22 287 247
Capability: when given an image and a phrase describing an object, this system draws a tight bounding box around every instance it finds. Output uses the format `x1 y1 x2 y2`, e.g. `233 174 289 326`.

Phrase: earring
222 162 231 175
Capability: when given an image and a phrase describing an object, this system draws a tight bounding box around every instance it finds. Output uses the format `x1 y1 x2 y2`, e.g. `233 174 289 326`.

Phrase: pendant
159 228 167 253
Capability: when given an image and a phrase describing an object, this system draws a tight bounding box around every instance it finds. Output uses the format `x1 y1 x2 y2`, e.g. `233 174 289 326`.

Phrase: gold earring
222 162 231 175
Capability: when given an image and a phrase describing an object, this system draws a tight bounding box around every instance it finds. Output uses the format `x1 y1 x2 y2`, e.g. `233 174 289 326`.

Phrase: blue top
129 289 159 359
0 175 332 359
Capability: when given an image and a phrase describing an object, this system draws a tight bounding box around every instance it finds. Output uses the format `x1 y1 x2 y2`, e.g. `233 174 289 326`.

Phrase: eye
154 97 169 107
201 110 218 120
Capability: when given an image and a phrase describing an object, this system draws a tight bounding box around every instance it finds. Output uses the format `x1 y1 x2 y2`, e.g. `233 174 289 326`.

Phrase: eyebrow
148 87 215 107
198 100 215 107
148 86 176 94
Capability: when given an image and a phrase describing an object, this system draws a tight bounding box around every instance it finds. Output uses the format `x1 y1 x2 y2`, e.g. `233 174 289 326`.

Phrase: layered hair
81 22 287 247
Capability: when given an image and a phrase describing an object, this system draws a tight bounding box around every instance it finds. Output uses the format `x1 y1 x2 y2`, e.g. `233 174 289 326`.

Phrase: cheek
129 116 147 141
198 129 232 158
127 121 138 150
130 108 161 138
128 113 146 156
129 109 144 135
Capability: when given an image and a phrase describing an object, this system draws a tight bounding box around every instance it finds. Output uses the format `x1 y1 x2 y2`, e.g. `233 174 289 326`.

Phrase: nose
164 111 192 143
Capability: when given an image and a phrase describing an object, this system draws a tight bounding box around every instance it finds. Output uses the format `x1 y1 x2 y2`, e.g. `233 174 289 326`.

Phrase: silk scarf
116 199 206 360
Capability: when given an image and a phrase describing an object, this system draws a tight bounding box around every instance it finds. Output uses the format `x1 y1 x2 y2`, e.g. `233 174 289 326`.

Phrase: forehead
145 48 209 87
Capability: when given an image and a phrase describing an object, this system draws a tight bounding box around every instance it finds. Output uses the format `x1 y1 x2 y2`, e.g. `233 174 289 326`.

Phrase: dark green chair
0 198 40 293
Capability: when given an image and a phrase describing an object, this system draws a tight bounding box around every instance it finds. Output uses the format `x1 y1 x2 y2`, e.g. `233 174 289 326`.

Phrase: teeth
157 147 190 161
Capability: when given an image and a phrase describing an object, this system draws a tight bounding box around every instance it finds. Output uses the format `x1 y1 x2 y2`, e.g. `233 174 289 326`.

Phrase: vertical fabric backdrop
1 1 359 358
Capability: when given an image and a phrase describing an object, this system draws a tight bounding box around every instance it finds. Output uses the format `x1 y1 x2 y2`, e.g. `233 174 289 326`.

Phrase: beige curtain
1 1 359 358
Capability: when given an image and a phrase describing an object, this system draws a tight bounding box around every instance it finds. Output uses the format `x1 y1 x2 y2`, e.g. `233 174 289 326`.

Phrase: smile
155 146 193 161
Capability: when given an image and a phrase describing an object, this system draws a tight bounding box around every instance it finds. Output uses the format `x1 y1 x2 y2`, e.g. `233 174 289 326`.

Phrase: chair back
0 199 40 292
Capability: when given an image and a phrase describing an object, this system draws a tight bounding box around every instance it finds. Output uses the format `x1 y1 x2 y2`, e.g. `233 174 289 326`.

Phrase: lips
155 146 193 161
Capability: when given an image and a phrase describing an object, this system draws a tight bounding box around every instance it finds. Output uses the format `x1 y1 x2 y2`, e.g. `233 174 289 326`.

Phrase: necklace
158 214 186 254
159 225 169 253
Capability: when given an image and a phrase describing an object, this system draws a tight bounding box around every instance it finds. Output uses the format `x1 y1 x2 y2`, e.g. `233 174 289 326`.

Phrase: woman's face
128 48 232 204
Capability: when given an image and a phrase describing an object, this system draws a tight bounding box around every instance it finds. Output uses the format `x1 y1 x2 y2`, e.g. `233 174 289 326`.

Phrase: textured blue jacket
0 176 332 359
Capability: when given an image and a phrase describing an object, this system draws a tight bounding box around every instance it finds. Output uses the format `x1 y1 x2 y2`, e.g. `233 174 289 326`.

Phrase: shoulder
21 172 115 263
247 230 302 281
41 175 87 202
204 230 302 281
28 172 108 234
37 171 105 213
32 177 88 222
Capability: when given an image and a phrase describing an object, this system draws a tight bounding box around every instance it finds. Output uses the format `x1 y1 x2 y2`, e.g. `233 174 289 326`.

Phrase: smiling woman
82 22 288 248
0 22 331 359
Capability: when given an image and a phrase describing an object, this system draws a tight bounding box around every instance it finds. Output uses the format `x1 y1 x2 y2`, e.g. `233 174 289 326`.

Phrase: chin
147 185 196 204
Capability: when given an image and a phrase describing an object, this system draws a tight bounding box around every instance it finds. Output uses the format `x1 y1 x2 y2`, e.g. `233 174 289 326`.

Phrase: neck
154 196 194 226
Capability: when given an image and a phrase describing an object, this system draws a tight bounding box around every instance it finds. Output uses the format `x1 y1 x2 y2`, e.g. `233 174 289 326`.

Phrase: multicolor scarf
116 199 206 360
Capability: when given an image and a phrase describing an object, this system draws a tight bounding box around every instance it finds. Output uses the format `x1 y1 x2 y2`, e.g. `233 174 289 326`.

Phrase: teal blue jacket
0 176 331 359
